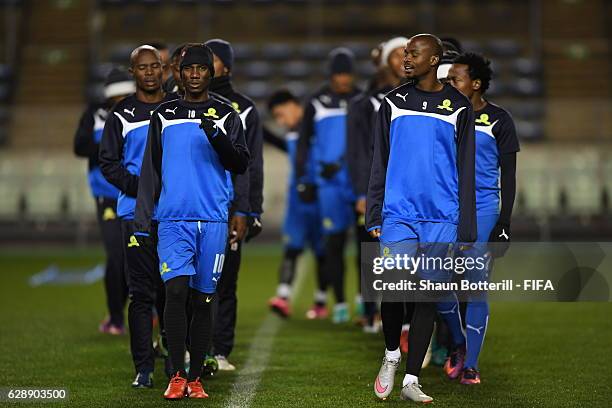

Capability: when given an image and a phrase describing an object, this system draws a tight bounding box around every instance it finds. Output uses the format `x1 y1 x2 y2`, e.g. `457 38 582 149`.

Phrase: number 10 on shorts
212 253 225 279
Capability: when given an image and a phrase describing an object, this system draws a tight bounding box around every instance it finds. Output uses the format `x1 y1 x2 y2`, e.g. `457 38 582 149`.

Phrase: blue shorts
380 218 457 282
157 220 228 293
283 189 323 256
318 183 353 234
463 213 498 284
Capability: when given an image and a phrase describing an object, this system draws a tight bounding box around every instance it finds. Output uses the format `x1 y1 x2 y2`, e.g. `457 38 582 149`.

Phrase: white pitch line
223 257 309 408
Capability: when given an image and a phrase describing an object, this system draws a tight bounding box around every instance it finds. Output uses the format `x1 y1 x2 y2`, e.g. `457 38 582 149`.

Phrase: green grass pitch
0 245 610 407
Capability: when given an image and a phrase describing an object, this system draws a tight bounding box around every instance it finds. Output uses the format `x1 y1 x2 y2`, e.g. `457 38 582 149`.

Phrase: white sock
276 283 291 299
403 374 418 387
385 347 401 361
401 323 410 332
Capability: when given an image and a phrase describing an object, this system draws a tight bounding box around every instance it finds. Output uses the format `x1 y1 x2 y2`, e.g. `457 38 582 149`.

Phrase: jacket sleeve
295 101 315 180
208 111 250 175
263 126 288 152
134 112 163 234
456 105 477 243
346 97 371 198
73 106 98 165
365 98 391 232
98 111 140 197
498 152 517 226
245 106 264 215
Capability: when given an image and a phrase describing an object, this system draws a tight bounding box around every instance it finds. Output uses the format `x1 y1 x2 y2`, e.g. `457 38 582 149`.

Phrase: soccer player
163 43 186 95
440 52 519 384
134 44 249 399
99 45 176 388
266 90 326 319
74 67 134 335
347 37 408 333
367 34 476 402
295 47 360 323
149 42 171 83
205 38 264 371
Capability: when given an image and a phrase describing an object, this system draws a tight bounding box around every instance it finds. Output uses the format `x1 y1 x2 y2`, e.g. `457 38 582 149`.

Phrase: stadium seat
261 43 293 60
515 120 544 141
233 43 257 61
344 42 371 59
89 62 115 82
504 100 545 121
243 81 270 100
508 78 544 97
281 60 312 79
356 60 376 77
0 84 11 102
460 39 484 54
513 57 542 77
108 43 136 65
299 42 333 60
242 61 273 79
0 64 12 81
285 81 308 98
487 39 521 57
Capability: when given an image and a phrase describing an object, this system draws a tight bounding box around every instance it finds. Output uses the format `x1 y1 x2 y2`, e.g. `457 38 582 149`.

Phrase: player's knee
165 276 189 302
129 289 155 305
284 247 303 259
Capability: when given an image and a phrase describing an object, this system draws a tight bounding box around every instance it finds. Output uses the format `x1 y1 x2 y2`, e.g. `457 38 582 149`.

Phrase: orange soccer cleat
187 378 209 399
164 372 187 400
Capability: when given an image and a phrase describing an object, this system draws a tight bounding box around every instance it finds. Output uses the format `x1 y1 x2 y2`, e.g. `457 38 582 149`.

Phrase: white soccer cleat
374 356 400 399
215 355 236 371
400 381 433 403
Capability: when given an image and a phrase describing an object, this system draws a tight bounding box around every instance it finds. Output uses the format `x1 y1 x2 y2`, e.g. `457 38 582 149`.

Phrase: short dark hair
267 89 298 112
453 52 493 93
441 37 463 53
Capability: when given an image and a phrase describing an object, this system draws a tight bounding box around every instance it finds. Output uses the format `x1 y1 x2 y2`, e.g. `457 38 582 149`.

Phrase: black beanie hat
179 44 215 77
205 39 234 72
328 47 355 75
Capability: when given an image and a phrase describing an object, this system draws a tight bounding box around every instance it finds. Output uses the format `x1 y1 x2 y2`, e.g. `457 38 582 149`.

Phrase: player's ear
473 78 482 92
431 54 440 67
128 66 134 76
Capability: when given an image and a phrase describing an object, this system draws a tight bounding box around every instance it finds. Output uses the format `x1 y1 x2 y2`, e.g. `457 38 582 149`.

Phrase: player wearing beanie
134 44 249 399
204 38 264 372
295 47 360 323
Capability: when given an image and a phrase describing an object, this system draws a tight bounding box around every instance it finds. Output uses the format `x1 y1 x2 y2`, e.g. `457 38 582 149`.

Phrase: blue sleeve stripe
366 225 381 232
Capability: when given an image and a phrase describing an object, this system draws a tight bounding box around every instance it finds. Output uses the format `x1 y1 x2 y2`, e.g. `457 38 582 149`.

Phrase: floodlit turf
0 245 611 407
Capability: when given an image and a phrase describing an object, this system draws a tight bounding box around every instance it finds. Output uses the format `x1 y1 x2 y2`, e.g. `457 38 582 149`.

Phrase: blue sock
437 295 465 348
464 301 489 369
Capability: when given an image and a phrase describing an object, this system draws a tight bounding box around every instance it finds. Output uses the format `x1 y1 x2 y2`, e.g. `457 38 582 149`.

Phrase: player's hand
320 162 341 179
229 214 247 245
297 182 317 203
355 197 366 215
369 228 381 239
245 215 262 242
488 223 511 258
199 116 218 139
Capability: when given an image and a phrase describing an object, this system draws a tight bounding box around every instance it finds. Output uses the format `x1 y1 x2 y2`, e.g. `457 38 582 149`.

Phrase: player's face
330 73 354 95
447 63 474 98
212 54 227 78
404 38 437 79
388 47 406 79
158 48 171 82
181 64 211 95
272 101 301 130
130 50 163 94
